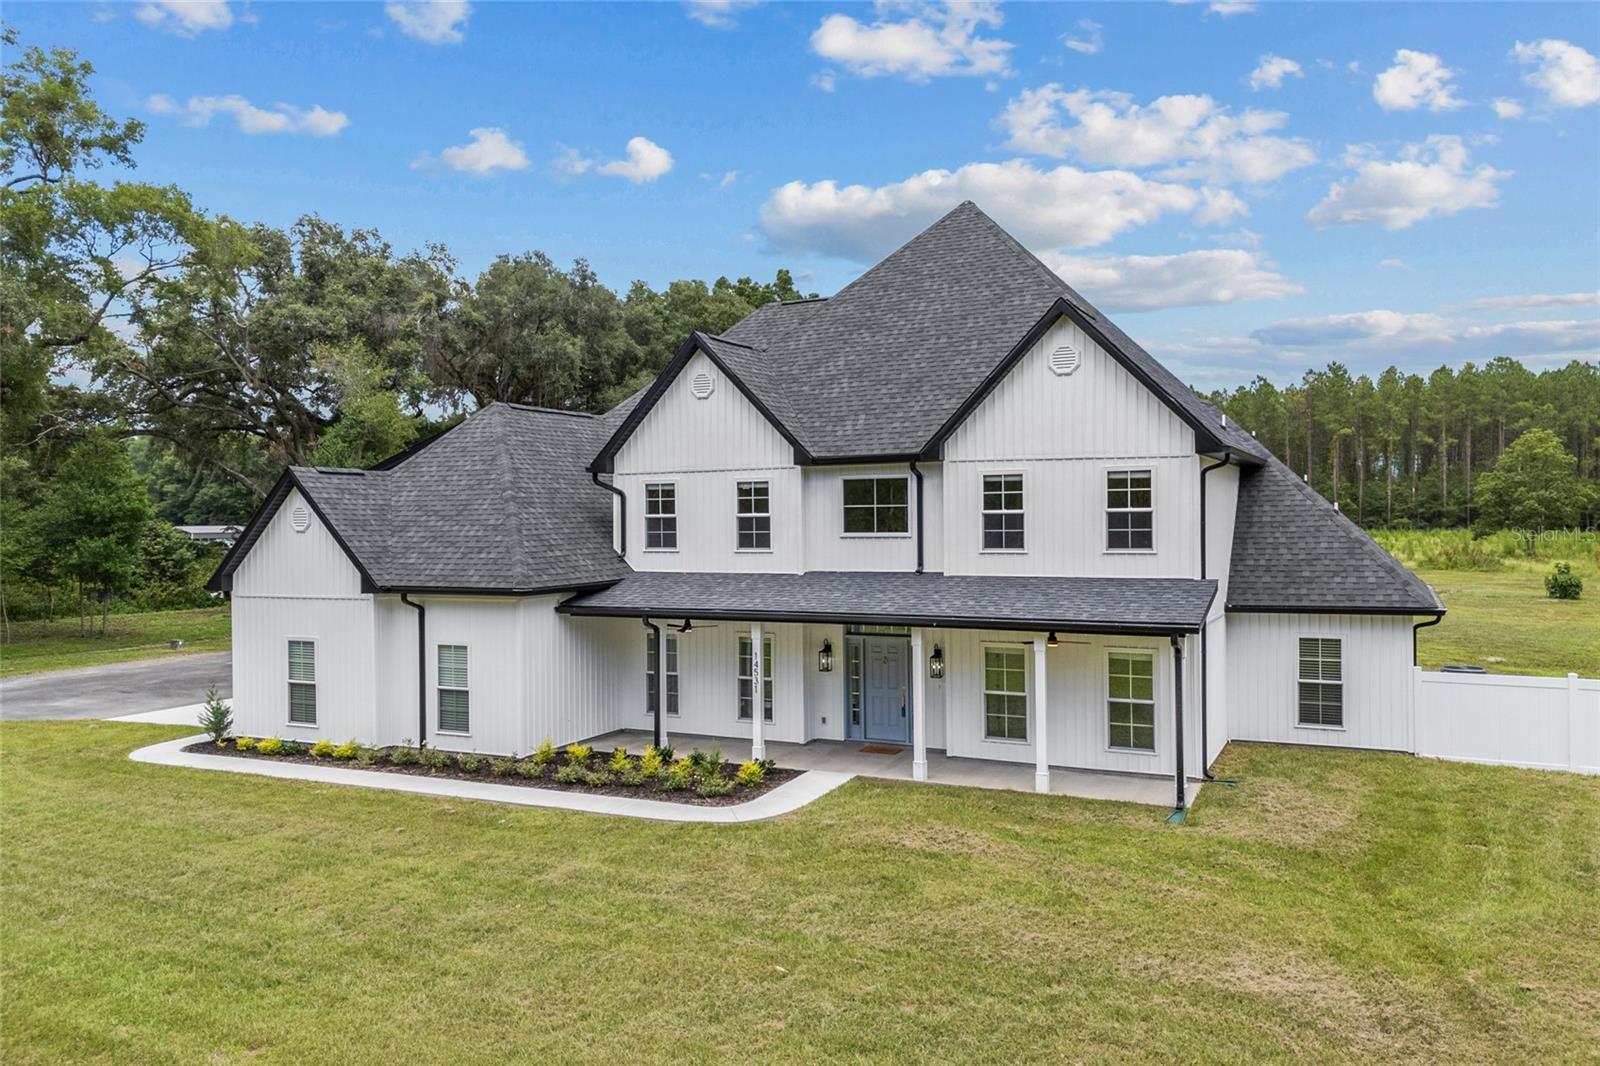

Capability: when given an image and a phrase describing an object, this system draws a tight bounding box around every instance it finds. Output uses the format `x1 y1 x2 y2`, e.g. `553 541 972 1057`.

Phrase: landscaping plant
609 747 631 773
514 759 544 779
554 762 586 785
420 746 449 770
331 740 360 760
198 687 231 745
696 774 733 798
1545 561 1583 600
457 754 483 773
735 761 765 787
639 747 664 778
234 736 255 752
565 743 593 768
309 739 336 759
488 757 518 776
532 739 558 766
255 737 284 756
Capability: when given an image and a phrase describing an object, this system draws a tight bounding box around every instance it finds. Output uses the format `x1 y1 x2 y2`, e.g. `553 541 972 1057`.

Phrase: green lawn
0 606 231 678
1415 563 1600 677
3 723 1596 1064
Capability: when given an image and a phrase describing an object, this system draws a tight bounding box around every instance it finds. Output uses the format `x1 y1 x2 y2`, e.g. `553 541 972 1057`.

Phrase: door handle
900 685 907 715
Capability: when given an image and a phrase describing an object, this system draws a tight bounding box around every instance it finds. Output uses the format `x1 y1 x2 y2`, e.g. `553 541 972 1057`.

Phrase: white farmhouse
210 203 1443 809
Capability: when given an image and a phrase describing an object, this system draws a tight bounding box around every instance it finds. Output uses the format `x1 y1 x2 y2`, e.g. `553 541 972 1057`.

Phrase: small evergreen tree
198 687 232 743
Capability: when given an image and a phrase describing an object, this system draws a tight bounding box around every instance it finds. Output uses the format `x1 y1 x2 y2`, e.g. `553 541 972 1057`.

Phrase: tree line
1208 361 1600 529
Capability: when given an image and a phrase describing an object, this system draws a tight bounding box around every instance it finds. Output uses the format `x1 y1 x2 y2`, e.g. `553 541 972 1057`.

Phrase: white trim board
128 734 854 823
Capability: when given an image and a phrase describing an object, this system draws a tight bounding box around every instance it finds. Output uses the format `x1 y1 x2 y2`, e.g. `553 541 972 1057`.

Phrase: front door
862 636 910 744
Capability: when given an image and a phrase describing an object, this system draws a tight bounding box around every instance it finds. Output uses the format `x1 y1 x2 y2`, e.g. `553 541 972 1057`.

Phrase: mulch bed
181 739 802 807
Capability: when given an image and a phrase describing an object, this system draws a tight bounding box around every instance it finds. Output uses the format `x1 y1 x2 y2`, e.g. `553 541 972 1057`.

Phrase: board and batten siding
411 597 526 756
523 607 637 751
615 351 792 474
1226 612 1416 752
230 490 376 743
802 463 942 573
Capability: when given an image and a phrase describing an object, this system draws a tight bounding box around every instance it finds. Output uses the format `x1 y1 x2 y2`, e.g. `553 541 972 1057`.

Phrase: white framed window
437 644 470 734
645 483 676 550
983 645 1028 741
287 639 317 726
738 633 774 723
981 473 1025 551
842 477 909 535
646 633 680 717
1106 469 1154 551
1107 651 1156 752
1297 638 1343 728
736 481 771 551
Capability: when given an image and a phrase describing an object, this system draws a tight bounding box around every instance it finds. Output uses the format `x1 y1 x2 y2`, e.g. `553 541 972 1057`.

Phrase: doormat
860 745 904 755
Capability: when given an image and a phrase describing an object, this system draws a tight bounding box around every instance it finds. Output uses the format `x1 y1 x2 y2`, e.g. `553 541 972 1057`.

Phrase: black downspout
1171 633 1186 813
1197 452 1231 780
1412 613 1443 666
401 594 426 747
592 471 627 557
909 459 925 574
643 617 662 751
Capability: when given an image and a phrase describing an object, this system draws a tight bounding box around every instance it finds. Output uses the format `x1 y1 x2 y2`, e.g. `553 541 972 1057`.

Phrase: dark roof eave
1225 604 1446 617
378 579 624 598
557 601 1205 636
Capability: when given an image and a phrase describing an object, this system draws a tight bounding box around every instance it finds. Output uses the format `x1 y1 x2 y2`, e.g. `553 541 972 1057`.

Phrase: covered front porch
590 729 1198 806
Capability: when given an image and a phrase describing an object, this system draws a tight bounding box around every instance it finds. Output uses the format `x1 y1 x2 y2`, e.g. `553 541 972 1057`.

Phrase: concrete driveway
0 653 231 720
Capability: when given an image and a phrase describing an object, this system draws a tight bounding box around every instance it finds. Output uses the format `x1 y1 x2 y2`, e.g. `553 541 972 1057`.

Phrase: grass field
0 607 231 678
1413 565 1600 676
2 722 1596 1064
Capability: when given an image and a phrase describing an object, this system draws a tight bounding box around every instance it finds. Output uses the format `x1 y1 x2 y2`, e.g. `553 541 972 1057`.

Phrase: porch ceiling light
929 644 945 679
819 639 834 673
1047 631 1059 648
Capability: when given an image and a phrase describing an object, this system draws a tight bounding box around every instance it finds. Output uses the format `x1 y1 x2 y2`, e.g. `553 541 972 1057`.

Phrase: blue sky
10 0 1600 388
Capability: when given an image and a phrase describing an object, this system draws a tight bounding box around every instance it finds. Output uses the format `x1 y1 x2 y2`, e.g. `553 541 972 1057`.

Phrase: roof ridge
496 401 598 418
702 331 758 350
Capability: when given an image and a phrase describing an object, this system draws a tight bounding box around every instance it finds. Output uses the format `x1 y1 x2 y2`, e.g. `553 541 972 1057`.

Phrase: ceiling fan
668 618 718 633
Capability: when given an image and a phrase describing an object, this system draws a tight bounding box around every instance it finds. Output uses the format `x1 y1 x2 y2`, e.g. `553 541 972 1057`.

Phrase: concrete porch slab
588 730 1196 808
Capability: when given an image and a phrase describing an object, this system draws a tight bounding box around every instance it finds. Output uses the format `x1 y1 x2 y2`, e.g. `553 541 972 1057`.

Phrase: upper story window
645 483 676 551
737 481 771 551
982 473 1025 551
1106 469 1153 551
842 477 908 535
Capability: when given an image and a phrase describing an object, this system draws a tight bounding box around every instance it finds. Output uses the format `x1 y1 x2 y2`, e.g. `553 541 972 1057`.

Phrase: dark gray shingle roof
1227 457 1442 614
560 570 1218 633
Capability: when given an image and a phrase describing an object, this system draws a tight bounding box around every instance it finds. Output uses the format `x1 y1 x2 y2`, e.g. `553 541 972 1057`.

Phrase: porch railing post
911 629 928 782
1034 637 1051 794
750 622 765 762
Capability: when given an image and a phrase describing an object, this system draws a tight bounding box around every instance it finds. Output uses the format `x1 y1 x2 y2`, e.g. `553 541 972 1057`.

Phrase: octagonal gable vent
690 370 716 399
290 505 311 533
1048 344 1081 377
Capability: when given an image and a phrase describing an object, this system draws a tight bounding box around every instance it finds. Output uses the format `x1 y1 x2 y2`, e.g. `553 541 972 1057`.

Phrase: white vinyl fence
1413 668 1600 775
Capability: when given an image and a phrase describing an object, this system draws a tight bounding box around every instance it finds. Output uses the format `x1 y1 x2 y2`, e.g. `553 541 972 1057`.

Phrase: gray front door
862 637 910 744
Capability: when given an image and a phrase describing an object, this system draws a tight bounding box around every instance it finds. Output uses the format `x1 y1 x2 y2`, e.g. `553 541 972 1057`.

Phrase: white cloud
596 136 675 183
1491 98 1525 119
997 85 1315 184
1512 39 1600 109
810 1 1013 82
417 128 529 175
1307 135 1508 229
134 0 232 36
1063 19 1102 56
1041 248 1302 311
685 0 761 28
702 169 739 189
1248 310 1600 358
1249 54 1302 91
813 69 838 93
384 1 471 44
758 159 1245 261
147 94 348 136
1373 49 1464 111
1208 2 1256 15
1462 291 1600 311
1377 257 1406 269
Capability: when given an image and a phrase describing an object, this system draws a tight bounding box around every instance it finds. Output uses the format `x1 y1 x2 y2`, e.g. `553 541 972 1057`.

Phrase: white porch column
750 622 765 761
911 629 928 781
1034 637 1051 793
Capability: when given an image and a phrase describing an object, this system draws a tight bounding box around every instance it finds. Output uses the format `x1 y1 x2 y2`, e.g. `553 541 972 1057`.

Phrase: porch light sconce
1047 631 1059 648
929 644 945 680
818 639 834 673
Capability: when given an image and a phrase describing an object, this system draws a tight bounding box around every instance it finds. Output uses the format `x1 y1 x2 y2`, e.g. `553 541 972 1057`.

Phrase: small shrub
309 739 337 759
234 736 256 752
655 745 676 764
489 757 518 776
388 745 421 766
256 736 285 756
609 747 632 773
533 739 558 766
198 687 232 744
658 760 693 792
420 746 450 770
1546 562 1583 600
583 768 614 788
688 747 722 780
331 740 360 760
565 743 593 768
697 774 733 798
617 763 646 786
735 761 766 787
639 747 664 778
458 754 484 774
554 762 587 785
353 746 379 767
514 759 545 779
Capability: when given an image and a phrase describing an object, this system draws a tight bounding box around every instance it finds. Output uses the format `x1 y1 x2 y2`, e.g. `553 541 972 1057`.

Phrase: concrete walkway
592 729 1195 807
1 652 230 720
128 733 854 823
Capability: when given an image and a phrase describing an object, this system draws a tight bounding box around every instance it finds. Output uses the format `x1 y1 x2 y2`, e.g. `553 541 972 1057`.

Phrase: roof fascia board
378 579 622 598
282 471 383 594
1225 604 1447 617
589 333 812 473
206 469 294 593
920 297 1238 461
556 600 1201 636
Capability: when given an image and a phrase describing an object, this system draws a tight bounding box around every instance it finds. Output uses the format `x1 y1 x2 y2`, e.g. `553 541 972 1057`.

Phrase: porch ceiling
558 570 1216 635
